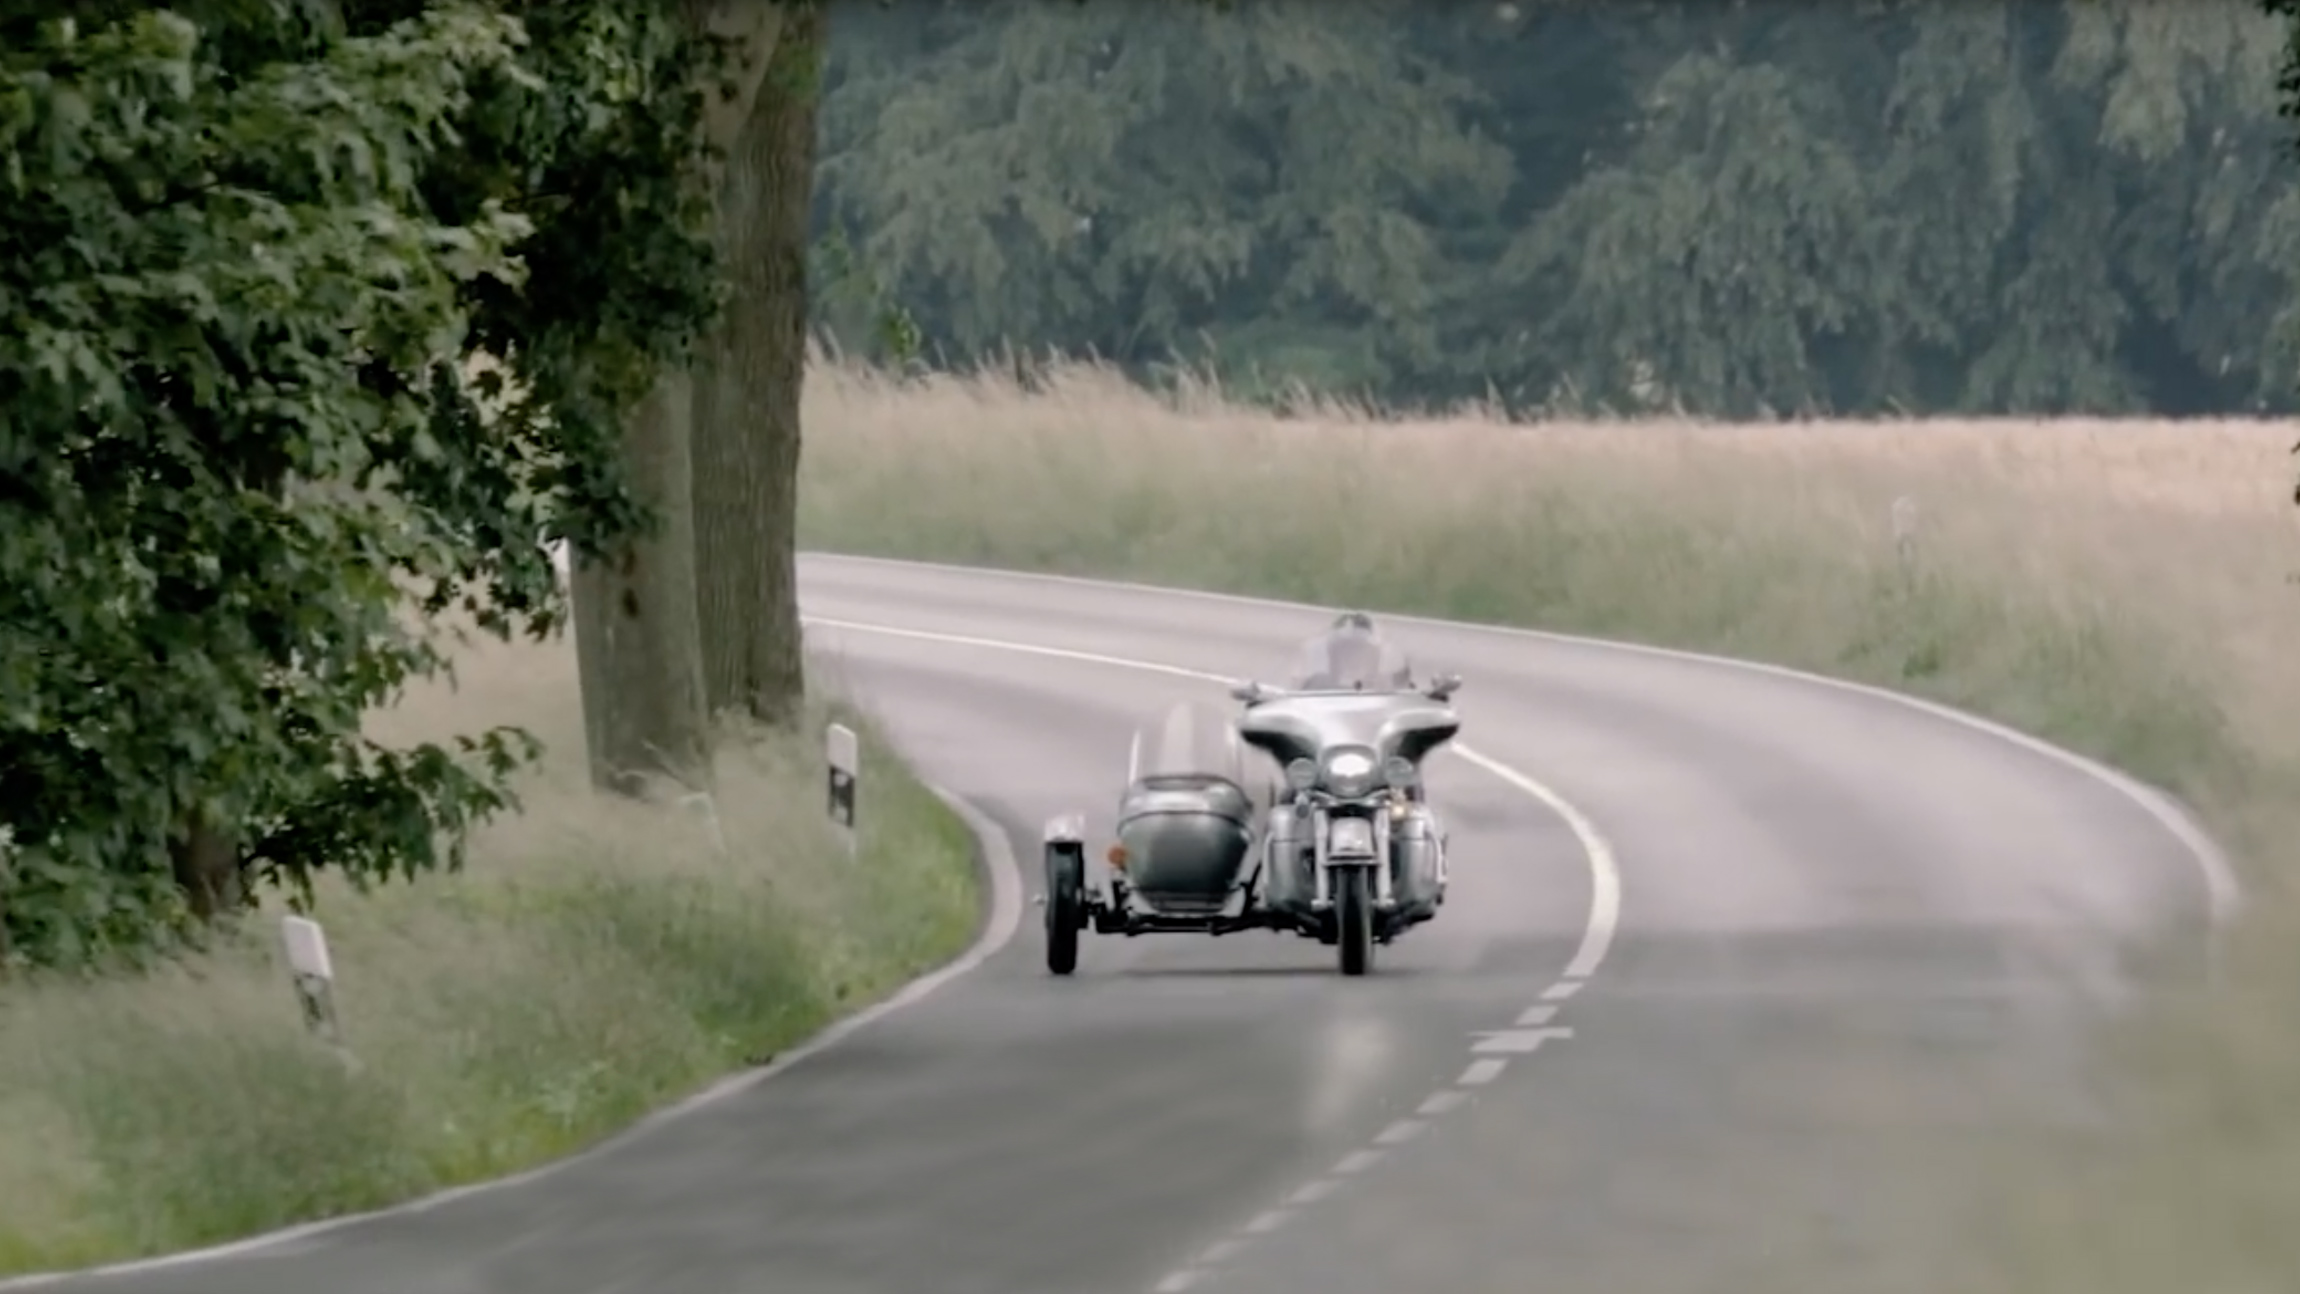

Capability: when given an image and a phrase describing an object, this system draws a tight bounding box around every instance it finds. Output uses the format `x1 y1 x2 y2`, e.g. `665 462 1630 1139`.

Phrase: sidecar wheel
1045 844 1084 976
1335 867 1373 977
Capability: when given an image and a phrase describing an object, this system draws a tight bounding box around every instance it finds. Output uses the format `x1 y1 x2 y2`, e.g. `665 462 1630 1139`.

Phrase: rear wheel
1045 844 1084 976
1335 866 1373 976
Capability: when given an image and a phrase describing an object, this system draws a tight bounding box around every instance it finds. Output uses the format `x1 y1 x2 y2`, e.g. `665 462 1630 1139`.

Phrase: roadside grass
797 352 2300 1291
0 624 981 1277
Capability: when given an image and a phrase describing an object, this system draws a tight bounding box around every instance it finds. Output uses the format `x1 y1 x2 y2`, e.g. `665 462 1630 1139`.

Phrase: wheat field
798 353 2300 1291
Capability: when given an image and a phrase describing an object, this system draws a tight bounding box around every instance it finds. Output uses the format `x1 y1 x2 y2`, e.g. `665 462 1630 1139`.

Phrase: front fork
1307 801 1396 912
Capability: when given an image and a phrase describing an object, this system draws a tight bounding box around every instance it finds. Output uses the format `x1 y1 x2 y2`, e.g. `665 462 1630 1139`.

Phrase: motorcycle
1041 616 1463 977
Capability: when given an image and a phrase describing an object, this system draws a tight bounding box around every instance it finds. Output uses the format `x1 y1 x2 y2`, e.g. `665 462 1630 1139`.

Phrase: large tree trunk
569 3 789 792
572 553 616 788
170 814 244 921
694 1 824 728
569 372 713 796
0 848 14 963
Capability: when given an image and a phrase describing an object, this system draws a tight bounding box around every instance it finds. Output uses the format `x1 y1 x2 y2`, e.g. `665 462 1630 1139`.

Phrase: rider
1281 614 1443 810
1297 611 1415 692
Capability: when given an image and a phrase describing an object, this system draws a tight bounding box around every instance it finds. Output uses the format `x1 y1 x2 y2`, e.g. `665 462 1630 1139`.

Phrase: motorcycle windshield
1236 691 1460 769
1283 628 1417 694
1128 700 1246 784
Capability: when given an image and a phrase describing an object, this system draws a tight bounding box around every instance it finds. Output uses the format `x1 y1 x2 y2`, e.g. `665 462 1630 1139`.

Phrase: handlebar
1232 678 1462 705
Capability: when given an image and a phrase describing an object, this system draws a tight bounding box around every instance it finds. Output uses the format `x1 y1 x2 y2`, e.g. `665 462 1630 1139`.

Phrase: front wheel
1335 866 1373 977
1045 844 1084 976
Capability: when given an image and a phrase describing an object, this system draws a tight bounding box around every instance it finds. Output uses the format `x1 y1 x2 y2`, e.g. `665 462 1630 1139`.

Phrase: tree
369 0 728 798
814 3 2300 418
562 0 793 795
0 0 772 964
2083 0 2300 414
2269 0 2300 497
816 0 1511 405
693 0 825 727
0 5 546 964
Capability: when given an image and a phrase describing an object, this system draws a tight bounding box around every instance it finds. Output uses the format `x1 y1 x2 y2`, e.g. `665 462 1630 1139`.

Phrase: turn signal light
1106 843 1129 869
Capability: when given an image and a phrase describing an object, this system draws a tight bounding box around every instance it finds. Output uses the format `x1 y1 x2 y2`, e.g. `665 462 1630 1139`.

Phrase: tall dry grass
797 353 2300 1291
0 623 980 1277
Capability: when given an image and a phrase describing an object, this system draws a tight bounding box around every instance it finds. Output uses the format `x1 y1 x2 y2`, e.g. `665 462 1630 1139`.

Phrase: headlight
1321 747 1379 797
1284 758 1318 791
1326 816 1377 857
1382 755 1417 789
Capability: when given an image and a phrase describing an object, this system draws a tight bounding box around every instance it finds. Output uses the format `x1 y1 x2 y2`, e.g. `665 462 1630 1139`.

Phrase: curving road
23 554 2227 1294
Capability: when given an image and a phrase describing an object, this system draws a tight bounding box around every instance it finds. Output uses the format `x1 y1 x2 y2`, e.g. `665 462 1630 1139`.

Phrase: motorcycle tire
1335 866 1373 977
1045 843 1084 976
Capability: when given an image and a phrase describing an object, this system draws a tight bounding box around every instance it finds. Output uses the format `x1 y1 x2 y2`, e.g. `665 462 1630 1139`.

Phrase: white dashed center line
1145 967 1604 1293
1198 1238 1249 1266
1241 1210 1292 1235
1372 1119 1426 1147
1457 1057 1508 1086
1287 1179 1341 1207
1416 1089 1469 1117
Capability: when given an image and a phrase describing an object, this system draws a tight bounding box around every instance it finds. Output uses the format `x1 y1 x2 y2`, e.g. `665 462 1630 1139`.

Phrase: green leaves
818 0 1508 398
0 1 718 967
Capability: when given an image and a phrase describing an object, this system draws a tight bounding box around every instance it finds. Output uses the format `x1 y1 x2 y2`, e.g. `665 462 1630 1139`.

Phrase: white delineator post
1890 495 1920 569
279 914 344 1048
826 722 859 858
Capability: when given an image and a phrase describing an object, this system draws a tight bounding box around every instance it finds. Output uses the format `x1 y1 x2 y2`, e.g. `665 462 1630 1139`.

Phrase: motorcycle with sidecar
1040 615 1463 977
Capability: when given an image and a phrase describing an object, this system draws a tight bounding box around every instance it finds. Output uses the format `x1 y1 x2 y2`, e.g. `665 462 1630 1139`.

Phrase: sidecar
1040 701 1285 974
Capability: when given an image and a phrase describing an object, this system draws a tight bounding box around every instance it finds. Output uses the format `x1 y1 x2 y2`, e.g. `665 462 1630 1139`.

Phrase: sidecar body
1111 705 1260 917
1041 702 1296 970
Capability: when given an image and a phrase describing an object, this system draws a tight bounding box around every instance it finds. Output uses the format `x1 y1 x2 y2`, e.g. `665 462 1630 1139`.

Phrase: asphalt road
31 554 2227 1294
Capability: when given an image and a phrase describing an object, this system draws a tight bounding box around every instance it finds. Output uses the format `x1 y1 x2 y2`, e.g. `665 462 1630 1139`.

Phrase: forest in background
807 0 2300 419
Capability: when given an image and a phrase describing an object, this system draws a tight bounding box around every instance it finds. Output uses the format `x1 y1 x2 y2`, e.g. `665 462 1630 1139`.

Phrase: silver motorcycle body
1235 689 1458 937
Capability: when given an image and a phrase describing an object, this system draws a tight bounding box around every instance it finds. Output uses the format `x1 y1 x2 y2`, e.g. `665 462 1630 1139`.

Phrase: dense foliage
0 0 724 967
817 0 2300 418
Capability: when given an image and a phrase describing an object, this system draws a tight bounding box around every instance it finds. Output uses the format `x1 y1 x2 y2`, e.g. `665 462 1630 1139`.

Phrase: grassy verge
0 625 982 1278
797 354 2300 1290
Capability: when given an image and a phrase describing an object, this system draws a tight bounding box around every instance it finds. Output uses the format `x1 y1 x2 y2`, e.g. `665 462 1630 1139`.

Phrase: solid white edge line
1452 744 1620 980
0 786 1025 1291
802 552 2241 927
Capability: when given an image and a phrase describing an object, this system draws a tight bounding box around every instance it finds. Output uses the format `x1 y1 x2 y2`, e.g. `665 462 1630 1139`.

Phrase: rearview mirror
1427 673 1463 701
1229 680 1265 704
